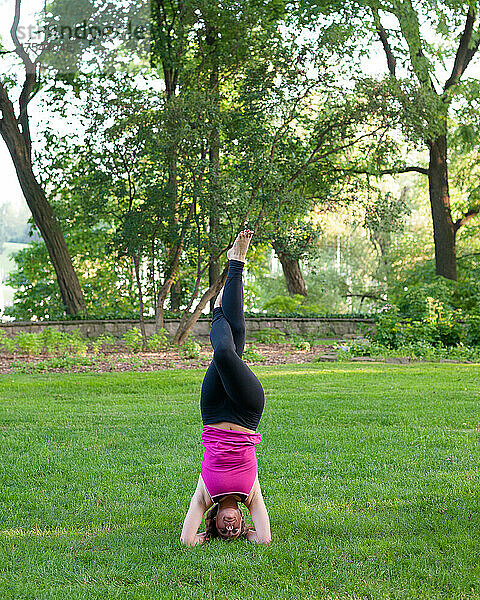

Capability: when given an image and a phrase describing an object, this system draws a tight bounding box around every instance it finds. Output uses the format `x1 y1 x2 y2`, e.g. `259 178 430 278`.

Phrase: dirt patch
0 342 338 374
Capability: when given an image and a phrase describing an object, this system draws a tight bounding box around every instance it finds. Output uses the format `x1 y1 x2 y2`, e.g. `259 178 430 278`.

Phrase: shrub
250 327 286 344
180 336 201 359
334 339 384 359
147 329 170 352
392 277 456 320
262 294 323 316
262 294 304 313
464 315 480 346
288 333 311 351
0 331 17 354
41 328 70 356
242 343 265 362
68 329 89 357
91 334 116 356
374 304 463 349
123 327 144 352
15 332 43 356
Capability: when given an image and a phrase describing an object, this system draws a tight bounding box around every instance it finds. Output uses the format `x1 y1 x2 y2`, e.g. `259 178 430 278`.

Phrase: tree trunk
133 254 147 350
272 242 308 296
173 265 228 345
155 199 196 332
0 85 86 316
428 133 457 281
206 22 221 311
170 279 182 311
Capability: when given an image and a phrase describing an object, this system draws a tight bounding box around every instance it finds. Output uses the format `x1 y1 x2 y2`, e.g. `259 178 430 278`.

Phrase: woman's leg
220 259 246 357
209 300 264 419
201 230 264 429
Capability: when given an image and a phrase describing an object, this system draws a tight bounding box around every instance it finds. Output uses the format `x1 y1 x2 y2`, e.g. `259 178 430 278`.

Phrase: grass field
0 363 479 599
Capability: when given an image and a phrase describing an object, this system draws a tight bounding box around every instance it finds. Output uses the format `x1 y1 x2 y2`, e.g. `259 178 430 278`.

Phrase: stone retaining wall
0 317 374 339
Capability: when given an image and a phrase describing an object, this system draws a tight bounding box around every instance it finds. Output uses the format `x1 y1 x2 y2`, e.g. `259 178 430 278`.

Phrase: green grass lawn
0 363 479 599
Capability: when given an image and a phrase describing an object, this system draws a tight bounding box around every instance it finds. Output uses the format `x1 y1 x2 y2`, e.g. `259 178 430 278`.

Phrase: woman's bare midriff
207 421 256 434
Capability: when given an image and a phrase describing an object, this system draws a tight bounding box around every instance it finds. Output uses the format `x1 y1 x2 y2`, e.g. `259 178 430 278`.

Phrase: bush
123 327 144 352
41 328 70 356
261 294 324 316
67 329 89 357
250 327 286 344
15 332 42 355
374 301 463 349
242 343 265 362
334 339 480 363
288 333 311 351
262 295 305 314
91 334 116 356
147 329 170 352
180 337 201 359
464 315 480 346
334 339 384 359
0 331 17 354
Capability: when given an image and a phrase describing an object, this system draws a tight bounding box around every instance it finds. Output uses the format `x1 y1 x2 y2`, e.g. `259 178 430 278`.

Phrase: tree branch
332 165 429 176
372 8 396 76
444 7 478 92
394 0 437 92
10 0 38 160
454 207 480 232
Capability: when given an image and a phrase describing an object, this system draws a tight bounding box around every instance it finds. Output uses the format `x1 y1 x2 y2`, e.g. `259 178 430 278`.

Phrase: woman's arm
244 477 271 544
180 475 212 547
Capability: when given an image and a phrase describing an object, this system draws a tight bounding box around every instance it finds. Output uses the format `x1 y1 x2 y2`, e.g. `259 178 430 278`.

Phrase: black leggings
200 259 265 431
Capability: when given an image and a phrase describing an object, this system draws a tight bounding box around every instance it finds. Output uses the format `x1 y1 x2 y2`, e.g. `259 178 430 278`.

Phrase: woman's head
204 500 249 541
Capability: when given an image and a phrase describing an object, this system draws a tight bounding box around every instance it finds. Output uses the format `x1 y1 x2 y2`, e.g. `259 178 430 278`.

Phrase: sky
1 0 42 213
0 0 150 214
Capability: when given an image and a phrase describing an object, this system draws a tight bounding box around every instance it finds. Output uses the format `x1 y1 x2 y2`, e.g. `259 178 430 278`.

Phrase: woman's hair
204 504 251 541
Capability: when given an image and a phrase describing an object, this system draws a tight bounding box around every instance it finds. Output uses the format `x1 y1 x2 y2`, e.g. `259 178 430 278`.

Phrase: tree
0 0 86 315
301 0 480 280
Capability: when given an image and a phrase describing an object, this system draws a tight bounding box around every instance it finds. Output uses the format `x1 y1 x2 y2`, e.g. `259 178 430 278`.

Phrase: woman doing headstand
180 230 271 546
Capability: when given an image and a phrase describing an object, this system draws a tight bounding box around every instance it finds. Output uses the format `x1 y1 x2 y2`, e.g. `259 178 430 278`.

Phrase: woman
180 230 271 546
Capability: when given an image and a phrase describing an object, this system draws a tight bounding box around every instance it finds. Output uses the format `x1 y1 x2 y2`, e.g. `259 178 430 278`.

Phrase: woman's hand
181 532 206 547
180 476 212 547
246 529 271 544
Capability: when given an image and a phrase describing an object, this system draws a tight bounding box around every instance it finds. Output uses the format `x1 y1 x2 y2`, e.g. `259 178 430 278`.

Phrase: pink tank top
200 425 262 502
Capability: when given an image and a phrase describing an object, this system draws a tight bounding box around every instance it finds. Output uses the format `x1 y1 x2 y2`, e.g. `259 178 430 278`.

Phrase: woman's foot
227 230 254 263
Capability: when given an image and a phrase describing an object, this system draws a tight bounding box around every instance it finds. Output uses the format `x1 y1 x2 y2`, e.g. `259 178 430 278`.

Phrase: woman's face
215 506 244 540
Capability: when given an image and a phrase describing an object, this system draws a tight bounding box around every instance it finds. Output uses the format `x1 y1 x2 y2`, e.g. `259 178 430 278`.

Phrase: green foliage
9 355 95 374
91 334 116 356
262 294 304 313
250 327 286 344
68 329 89 357
289 335 311 351
41 328 70 356
464 315 480 346
374 305 463 349
262 294 323 316
392 276 458 320
0 331 17 354
179 337 201 360
0 328 91 357
123 328 144 353
15 332 43 356
4 238 138 321
242 343 265 362
335 338 480 363
146 329 170 352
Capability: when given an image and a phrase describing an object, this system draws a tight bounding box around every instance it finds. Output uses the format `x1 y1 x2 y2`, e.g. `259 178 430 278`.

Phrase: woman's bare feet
226 230 254 263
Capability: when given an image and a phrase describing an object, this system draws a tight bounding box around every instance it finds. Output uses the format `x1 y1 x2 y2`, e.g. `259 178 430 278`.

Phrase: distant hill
0 242 30 313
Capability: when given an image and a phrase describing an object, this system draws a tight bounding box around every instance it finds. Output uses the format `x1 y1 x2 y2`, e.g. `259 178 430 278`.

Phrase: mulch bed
0 343 338 374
